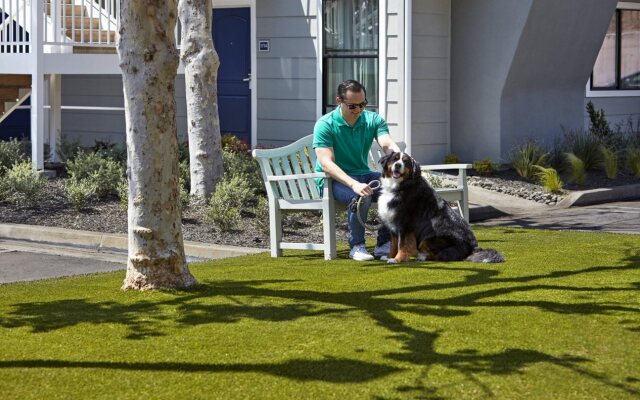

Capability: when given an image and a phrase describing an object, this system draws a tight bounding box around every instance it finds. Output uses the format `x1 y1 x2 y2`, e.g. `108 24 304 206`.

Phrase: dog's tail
466 248 505 263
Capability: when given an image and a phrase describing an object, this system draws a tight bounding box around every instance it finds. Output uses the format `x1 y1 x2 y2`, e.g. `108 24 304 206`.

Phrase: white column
30 0 44 170
404 0 412 156
48 74 62 162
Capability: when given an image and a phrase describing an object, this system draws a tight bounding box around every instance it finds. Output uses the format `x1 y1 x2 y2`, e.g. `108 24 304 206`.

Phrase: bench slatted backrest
253 135 322 201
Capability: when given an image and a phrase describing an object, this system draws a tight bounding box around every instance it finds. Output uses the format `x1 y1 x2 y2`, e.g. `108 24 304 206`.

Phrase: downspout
404 0 412 155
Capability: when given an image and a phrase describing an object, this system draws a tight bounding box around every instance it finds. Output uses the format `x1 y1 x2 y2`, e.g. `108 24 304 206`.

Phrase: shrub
599 145 618 179
2 162 46 206
204 175 253 231
179 159 191 194
586 100 613 139
57 134 84 163
179 176 191 211
222 149 264 195
93 140 126 166
625 147 640 177
65 179 97 211
253 196 270 235
443 153 460 164
117 178 128 210
222 134 249 154
562 129 602 170
0 139 26 174
423 171 443 188
472 158 496 176
565 152 586 185
66 152 124 198
177 140 190 164
510 140 548 180
534 165 563 193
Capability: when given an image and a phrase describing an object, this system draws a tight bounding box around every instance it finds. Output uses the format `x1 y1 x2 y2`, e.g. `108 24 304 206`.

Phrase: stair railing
0 0 30 54
43 0 119 49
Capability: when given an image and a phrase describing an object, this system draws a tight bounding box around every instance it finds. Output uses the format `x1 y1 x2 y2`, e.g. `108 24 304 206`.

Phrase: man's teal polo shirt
313 108 390 190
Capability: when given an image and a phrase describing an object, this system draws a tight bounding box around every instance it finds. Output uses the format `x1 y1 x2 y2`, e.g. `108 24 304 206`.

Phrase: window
323 0 379 114
592 8 640 90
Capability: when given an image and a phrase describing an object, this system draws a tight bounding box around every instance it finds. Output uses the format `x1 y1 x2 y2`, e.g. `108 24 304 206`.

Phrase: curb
0 223 264 260
469 183 640 222
555 183 640 208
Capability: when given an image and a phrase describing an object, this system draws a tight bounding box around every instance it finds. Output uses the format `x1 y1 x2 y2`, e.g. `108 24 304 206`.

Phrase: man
313 79 402 261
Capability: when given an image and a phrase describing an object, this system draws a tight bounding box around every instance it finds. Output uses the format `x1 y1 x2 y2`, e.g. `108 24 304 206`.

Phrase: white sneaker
374 241 391 258
349 244 374 261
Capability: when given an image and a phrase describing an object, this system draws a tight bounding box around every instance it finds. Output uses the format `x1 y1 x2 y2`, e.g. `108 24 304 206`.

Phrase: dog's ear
379 152 394 167
411 157 422 180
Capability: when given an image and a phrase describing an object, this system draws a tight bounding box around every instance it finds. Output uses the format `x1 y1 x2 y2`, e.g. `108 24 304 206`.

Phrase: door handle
242 74 252 82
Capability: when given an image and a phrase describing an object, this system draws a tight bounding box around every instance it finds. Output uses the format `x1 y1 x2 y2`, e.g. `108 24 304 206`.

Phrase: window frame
321 0 380 114
587 2 640 97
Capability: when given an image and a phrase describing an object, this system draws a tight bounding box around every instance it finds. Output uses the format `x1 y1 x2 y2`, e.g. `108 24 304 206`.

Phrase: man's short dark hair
337 80 367 100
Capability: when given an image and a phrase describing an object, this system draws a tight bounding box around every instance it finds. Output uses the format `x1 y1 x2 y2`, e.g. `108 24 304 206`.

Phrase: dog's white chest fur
377 178 398 229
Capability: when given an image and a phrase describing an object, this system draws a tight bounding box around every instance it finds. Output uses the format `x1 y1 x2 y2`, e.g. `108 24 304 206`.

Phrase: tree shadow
0 357 401 383
0 250 638 394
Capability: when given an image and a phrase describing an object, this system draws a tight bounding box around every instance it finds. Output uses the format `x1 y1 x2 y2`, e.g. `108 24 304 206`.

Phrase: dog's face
379 152 421 182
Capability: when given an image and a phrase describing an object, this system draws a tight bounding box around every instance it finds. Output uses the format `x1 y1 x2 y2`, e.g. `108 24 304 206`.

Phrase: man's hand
351 181 373 198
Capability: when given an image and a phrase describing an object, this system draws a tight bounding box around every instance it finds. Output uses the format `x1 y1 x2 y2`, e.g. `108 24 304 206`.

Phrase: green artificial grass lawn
0 227 639 399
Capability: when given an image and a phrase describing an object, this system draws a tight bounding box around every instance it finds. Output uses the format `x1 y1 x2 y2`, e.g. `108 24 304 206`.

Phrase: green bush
565 152 586 185
442 153 460 164
0 139 26 174
625 147 640 177
65 179 97 211
204 175 253 232
252 196 270 235
66 152 124 198
117 178 128 210
599 145 618 179
93 140 126 166
510 140 548 180
586 100 613 139
56 134 84 163
472 158 497 176
222 150 264 195
562 129 602 170
2 162 46 206
222 134 250 154
534 165 563 193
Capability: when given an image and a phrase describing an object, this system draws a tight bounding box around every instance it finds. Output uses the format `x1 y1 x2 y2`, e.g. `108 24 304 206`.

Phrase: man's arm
315 147 374 197
376 134 402 155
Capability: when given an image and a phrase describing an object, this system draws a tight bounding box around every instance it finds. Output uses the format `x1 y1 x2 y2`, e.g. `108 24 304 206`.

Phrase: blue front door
212 8 251 146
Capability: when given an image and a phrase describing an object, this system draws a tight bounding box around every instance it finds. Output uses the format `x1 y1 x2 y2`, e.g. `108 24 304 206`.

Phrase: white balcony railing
0 0 119 54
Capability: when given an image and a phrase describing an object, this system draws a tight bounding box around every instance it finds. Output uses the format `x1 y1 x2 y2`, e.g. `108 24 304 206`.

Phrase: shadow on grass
1 251 638 395
0 357 401 382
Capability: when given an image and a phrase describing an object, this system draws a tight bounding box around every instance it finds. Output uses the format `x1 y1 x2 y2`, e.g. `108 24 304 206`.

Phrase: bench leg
322 197 337 260
268 200 283 257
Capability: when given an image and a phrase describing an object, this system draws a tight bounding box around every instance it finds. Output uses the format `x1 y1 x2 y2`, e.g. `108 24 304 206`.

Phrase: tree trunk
118 0 197 290
179 0 224 200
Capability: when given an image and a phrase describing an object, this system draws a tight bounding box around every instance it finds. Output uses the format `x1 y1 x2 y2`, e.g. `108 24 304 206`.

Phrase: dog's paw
386 258 398 264
416 252 428 262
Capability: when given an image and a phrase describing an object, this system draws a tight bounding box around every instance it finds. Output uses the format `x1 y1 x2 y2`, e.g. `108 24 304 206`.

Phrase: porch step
73 46 117 54
63 16 100 29
65 29 117 43
46 4 87 18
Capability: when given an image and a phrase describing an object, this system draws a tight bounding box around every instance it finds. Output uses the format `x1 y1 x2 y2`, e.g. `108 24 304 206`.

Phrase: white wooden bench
252 134 471 260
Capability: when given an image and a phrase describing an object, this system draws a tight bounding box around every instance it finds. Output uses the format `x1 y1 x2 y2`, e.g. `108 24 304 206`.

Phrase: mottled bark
179 0 224 200
117 0 197 290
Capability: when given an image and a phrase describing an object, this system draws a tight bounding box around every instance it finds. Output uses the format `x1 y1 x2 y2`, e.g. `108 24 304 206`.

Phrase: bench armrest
421 163 472 171
266 172 328 181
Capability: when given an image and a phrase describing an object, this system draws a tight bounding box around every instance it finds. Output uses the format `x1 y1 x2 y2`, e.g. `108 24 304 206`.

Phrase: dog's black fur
377 152 504 263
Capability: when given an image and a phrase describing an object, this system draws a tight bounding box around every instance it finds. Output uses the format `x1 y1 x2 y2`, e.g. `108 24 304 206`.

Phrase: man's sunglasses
341 100 368 110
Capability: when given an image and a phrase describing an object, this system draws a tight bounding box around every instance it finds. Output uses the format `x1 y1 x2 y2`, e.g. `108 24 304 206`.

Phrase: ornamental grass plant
0 228 638 399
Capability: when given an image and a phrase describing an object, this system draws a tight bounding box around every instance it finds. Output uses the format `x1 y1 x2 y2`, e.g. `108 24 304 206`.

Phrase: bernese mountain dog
377 152 504 264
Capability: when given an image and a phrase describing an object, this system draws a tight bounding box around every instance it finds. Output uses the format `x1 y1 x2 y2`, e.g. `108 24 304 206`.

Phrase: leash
350 180 382 232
